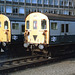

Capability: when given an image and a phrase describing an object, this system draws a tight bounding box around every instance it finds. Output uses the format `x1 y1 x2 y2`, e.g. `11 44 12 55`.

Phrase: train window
66 24 69 32
12 23 19 30
12 23 15 29
41 20 46 29
61 24 64 32
4 21 8 29
33 21 37 29
51 22 57 30
0 22 1 27
26 21 29 29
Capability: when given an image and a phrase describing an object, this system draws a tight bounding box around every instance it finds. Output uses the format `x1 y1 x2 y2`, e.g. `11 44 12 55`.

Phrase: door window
41 20 46 29
4 21 8 29
61 24 64 32
66 24 69 32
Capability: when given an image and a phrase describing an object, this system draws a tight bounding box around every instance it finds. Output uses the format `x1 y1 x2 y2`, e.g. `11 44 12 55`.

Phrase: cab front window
4 21 8 29
41 20 46 29
26 21 29 29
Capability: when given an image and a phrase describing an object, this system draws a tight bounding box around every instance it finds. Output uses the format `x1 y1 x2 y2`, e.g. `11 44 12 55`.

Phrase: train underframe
26 43 75 57
0 42 26 57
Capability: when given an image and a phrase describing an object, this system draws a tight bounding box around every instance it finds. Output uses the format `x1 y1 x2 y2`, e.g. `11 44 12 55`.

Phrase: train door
61 24 69 42
61 24 69 35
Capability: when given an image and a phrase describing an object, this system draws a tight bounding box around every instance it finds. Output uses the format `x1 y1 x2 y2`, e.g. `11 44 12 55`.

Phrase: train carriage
24 12 75 57
0 14 25 55
0 14 11 50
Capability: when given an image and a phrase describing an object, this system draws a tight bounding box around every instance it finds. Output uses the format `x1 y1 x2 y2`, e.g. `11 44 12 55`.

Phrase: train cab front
0 14 11 51
24 12 49 51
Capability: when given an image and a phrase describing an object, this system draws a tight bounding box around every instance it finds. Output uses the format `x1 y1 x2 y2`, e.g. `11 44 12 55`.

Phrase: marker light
24 43 29 48
38 45 44 49
2 42 6 47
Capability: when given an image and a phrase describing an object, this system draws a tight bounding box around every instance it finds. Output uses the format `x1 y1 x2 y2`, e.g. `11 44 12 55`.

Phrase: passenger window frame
41 19 47 29
33 20 37 29
4 21 8 30
51 22 58 30
12 23 19 30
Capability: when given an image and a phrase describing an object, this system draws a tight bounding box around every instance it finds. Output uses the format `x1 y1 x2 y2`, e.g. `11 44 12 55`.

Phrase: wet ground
4 57 75 75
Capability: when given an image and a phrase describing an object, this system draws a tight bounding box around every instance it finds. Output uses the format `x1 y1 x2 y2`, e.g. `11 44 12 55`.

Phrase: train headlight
38 45 44 50
24 43 29 48
2 42 7 47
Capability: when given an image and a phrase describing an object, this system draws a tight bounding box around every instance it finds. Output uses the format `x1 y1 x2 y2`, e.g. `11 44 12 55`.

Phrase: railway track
0 53 75 74
0 55 52 73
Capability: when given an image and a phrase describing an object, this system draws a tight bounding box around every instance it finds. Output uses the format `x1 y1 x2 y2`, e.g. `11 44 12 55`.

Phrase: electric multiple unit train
24 12 75 56
1 13 75 57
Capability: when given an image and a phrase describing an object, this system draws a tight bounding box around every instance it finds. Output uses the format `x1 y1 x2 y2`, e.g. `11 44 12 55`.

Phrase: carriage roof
44 12 75 21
